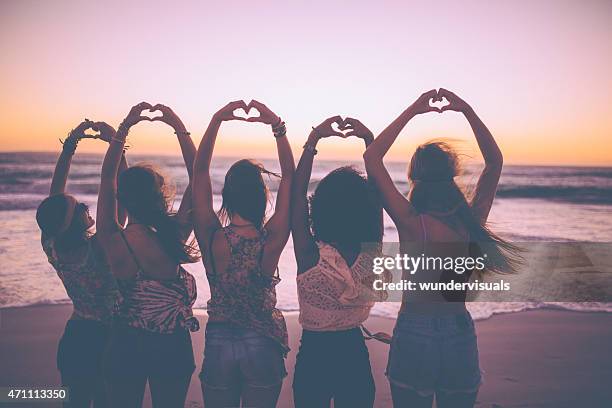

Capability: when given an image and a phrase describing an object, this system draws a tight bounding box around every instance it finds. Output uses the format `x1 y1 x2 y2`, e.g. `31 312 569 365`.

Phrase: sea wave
496 185 612 204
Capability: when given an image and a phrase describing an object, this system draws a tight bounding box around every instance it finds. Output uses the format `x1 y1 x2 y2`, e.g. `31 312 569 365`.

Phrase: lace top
41 234 120 322
116 230 199 334
297 242 387 331
206 226 289 355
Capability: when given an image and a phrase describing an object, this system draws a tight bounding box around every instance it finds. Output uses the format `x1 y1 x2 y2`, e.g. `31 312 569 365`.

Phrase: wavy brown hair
218 159 279 229
117 164 199 263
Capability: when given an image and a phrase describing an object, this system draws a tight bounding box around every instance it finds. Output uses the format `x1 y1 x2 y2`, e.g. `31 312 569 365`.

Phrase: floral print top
206 226 289 355
41 234 120 323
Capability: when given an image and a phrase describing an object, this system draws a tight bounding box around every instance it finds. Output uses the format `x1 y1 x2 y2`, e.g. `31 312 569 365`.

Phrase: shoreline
1 305 612 407
3 302 612 321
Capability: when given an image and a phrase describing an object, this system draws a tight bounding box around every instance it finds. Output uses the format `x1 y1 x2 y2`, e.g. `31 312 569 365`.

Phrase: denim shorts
386 312 482 396
199 322 287 390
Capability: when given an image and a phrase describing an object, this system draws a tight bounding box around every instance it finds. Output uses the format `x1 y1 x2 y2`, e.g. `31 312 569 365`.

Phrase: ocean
1 152 611 320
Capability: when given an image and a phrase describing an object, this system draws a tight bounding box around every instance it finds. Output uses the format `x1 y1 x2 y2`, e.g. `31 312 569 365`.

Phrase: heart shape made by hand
331 118 351 136
429 95 450 110
232 106 259 120
140 108 163 121
82 130 101 139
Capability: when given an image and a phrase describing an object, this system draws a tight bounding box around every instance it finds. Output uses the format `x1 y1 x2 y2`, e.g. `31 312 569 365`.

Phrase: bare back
104 224 180 280
398 213 472 316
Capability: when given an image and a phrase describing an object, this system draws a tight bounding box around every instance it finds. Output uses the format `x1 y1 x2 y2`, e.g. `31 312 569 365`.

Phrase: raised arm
117 154 129 227
363 90 440 226
150 104 196 241
96 102 151 236
439 88 502 223
49 120 94 196
291 116 345 272
242 100 295 245
92 126 129 228
192 100 248 243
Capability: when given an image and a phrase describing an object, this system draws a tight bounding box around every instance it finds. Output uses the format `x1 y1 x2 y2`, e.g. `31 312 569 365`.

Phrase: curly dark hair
309 166 383 251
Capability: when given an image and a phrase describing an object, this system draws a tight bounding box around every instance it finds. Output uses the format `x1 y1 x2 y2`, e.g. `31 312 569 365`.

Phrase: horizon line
1 150 611 169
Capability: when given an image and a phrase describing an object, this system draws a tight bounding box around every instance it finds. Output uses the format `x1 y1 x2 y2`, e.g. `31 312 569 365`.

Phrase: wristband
311 126 323 139
117 120 131 135
303 142 318 155
273 121 287 138
60 134 79 155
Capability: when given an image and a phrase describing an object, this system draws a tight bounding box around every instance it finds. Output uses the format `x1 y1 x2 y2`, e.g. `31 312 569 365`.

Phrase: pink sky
0 0 611 165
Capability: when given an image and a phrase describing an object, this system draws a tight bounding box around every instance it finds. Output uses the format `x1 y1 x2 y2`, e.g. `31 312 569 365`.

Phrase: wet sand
1 305 611 407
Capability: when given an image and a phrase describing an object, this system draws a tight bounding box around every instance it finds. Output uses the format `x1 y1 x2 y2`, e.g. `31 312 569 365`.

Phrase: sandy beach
0 305 611 407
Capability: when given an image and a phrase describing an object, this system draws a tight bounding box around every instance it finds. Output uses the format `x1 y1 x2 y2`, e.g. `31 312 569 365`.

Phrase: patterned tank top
115 229 199 334
206 226 289 355
42 234 120 322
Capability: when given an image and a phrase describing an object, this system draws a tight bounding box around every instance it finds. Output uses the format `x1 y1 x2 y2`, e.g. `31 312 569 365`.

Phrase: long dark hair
310 166 383 253
117 164 199 263
408 141 521 275
36 195 92 253
218 159 279 229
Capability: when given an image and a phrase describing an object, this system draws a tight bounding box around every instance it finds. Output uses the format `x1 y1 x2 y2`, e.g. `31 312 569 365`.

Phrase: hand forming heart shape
139 108 164 121
313 116 373 140
415 88 470 114
331 118 350 136
232 106 256 120
82 130 101 139
429 94 450 110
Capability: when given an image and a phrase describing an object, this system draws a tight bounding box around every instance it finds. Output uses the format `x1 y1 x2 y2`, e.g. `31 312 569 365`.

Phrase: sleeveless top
42 234 120 323
297 242 388 331
115 229 199 334
206 226 289 355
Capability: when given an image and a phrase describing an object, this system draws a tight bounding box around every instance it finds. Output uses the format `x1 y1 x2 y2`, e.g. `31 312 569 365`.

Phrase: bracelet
273 129 287 138
117 120 131 135
311 126 322 138
175 130 191 136
303 142 318 155
273 121 287 138
60 138 79 155
60 131 80 154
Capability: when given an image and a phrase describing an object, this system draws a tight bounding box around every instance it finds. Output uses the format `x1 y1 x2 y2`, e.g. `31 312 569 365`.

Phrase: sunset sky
0 0 611 165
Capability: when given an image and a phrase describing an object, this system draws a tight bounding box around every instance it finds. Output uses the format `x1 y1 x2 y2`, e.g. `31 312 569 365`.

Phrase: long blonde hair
408 141 521 275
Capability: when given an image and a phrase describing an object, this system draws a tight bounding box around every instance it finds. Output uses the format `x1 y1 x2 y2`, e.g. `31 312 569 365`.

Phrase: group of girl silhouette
36 89 518 408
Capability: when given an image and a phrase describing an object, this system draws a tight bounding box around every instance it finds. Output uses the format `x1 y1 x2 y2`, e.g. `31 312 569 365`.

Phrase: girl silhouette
96 102 200 408
36 120 123 408
291 116 388 408
364 89 520 408
192 100 295 408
